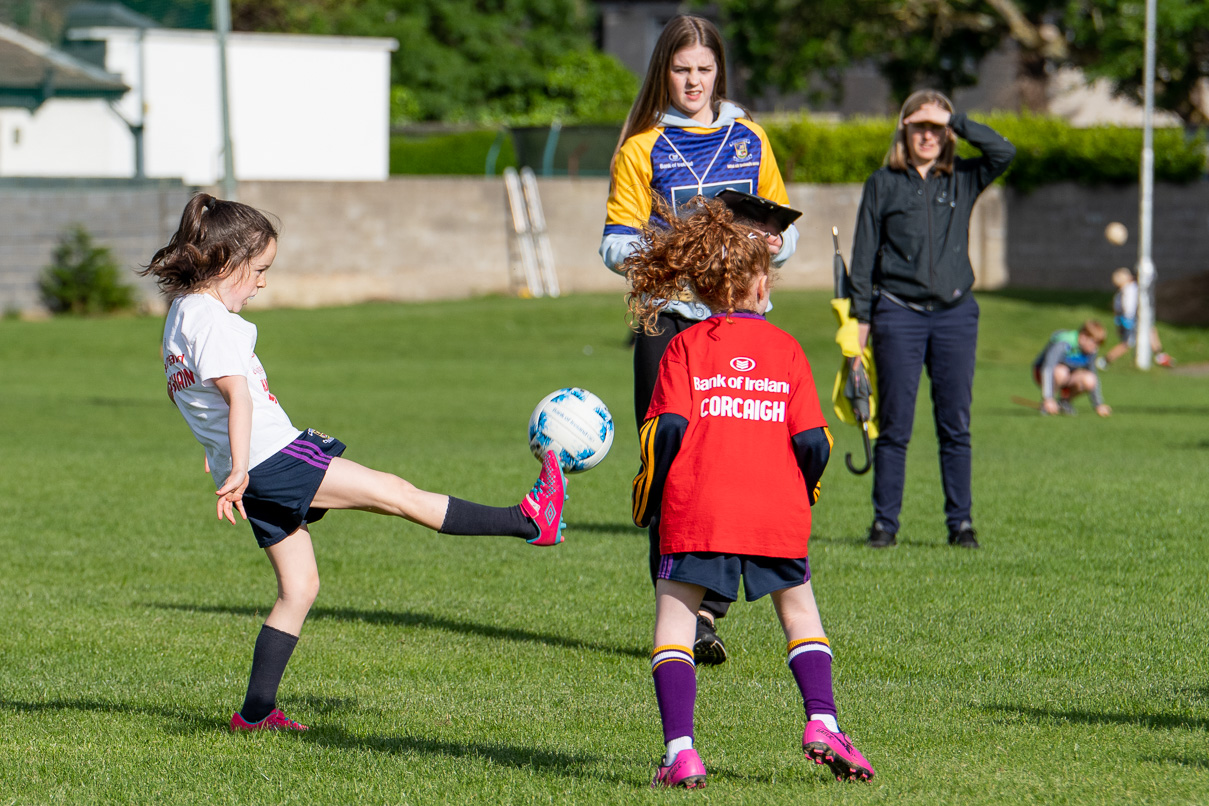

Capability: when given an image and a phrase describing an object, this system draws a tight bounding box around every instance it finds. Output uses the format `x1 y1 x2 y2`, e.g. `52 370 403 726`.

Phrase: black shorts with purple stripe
656 552 810 602
243 428 347 548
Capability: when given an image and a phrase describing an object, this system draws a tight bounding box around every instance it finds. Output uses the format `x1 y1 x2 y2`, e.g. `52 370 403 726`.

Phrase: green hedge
390 130 517 176
765 113 1207 191
392 116 1207 188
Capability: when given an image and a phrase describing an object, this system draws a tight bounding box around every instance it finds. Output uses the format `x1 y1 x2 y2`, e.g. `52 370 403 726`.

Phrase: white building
0 19 397 184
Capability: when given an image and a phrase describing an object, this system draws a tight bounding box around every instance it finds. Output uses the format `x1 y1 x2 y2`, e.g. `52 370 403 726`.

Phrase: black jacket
849 113 1015 322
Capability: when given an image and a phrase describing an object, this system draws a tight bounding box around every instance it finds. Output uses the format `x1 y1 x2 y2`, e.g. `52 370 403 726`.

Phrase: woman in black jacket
849 89 1015 550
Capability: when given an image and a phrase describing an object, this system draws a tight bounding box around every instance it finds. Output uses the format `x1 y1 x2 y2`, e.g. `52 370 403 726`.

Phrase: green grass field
2 291 1208 804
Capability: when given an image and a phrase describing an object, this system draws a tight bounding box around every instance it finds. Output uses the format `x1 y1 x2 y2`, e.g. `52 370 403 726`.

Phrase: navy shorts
655 552 811 602
242 429 347 548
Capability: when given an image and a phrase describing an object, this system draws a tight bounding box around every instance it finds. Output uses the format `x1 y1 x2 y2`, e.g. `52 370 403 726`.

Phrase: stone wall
1006 182 1209 289
2 173 1130 317
0 179 192 314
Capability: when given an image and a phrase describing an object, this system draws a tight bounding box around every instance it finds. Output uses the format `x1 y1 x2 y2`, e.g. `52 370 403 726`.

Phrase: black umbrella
830 227 874 475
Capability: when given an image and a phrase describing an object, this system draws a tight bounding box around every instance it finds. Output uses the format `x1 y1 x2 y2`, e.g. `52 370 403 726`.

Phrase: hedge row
766 114 1207 192
390 130 517 176
391 115 1207 190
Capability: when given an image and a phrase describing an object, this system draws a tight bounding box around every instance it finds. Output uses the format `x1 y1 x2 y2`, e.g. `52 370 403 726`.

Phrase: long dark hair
141 193 278 297
610 16 742 175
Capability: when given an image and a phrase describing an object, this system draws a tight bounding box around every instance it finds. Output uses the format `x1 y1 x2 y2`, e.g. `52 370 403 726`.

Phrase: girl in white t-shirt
142 193 567 732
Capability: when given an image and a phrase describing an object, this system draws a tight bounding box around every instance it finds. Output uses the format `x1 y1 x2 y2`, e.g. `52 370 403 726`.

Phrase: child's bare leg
1051 364 1071 392
1106 341 1130 363
770 579 825 642
237 526 318 725
652 579 707 768
311 457 448 528
310 456 556 541
772 581 839 730
1069 369 1098 398
654 579 706 647
264 525 321 635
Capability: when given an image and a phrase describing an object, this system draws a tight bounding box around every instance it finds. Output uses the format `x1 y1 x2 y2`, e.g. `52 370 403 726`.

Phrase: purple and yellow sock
788 637 837 721
651 644 696 745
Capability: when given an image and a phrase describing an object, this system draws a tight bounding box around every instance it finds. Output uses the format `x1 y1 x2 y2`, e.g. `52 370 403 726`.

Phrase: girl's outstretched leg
771 582 875 782
231 525 319 732
650 579 708 789
309 451 565 545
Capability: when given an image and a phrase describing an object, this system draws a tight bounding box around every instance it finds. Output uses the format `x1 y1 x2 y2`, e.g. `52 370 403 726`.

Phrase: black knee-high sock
240 624 299 723
439 497 539 538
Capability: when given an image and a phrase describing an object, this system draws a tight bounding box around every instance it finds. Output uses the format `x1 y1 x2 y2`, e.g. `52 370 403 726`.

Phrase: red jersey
644 314 828 558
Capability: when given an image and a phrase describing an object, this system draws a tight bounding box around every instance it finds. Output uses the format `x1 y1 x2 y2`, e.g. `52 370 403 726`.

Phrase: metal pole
213 0 236 200
133 26 146 179
1135 0 1157 369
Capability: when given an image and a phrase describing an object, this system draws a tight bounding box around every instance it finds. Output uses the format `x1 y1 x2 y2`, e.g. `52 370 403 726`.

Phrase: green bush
390 129 518 175
38 225 136 315
766 113 1207 190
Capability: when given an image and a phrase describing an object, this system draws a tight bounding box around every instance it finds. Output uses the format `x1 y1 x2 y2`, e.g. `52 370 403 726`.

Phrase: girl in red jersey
627 198 875 788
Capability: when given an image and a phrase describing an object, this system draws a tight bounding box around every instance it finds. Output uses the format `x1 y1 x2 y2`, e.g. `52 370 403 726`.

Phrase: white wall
60 27 397 184
0 101 132 177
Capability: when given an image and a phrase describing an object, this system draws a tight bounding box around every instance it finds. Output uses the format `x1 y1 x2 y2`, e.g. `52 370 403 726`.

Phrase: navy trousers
869 294 979 535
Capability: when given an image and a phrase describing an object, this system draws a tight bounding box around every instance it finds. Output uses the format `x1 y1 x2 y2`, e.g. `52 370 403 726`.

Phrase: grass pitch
2 291 1207 805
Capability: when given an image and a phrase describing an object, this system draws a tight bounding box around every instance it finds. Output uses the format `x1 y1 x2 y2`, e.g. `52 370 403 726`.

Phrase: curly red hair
624 196 773 335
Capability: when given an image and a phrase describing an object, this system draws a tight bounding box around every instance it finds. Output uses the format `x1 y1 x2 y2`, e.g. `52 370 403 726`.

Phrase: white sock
664 735 693 766
811 713 840 733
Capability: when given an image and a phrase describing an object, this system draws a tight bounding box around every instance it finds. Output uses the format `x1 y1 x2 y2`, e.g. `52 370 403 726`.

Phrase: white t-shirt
1114 280 1139 321
162 293 301 486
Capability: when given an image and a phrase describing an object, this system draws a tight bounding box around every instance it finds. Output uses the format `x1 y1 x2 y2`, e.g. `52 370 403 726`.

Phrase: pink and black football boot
229 708 308 732
520 450 566 546
651 748 707 789
803 720 875 781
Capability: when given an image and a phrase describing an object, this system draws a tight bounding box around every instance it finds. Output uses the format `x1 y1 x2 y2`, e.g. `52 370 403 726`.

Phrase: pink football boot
521 450 566 546
651 748 707 789
229 708 308 732
803 720 875 781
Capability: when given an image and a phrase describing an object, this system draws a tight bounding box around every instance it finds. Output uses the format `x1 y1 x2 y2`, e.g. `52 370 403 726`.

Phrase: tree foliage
39 226 136 315
1065 0 1209 125
719 0 1209 123
231 0 637 124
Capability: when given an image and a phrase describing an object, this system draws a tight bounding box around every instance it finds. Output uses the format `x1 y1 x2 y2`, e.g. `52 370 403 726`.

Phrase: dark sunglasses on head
908 122 948 134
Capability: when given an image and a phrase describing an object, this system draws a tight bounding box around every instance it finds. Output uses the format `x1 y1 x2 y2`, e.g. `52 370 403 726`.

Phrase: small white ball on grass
1105 221 1128 246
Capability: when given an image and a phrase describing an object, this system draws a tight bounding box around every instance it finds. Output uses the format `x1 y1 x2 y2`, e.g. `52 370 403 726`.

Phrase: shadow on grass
572 522 642 534
983 703 1209 733
0 697 618 778
1138 754 1209 770
1110 405 1209 416
0 697 222 734
301 726 611 780
148 602 648 659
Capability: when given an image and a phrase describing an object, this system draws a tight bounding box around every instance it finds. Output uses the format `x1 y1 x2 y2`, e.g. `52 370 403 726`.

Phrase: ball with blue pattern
528 387 614 473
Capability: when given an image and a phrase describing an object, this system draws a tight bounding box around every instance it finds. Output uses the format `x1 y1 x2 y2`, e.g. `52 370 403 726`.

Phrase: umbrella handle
845 423 872 475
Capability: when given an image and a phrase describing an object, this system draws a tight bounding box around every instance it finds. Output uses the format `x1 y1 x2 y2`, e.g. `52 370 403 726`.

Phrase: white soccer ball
528 387 615 473
1105 221 1128 246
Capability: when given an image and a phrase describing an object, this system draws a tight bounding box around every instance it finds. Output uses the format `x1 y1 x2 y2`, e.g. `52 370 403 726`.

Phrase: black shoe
866 522 896 549
948 521 980 549
693 614 728 666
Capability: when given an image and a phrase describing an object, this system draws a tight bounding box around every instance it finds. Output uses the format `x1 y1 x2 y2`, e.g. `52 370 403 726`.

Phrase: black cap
716 189 802 234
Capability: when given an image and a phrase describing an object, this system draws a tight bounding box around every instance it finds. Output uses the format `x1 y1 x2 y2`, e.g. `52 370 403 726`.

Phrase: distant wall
228 178 1008 310
0 175 1049 316
1006 182 1209 289
0 179 191 314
